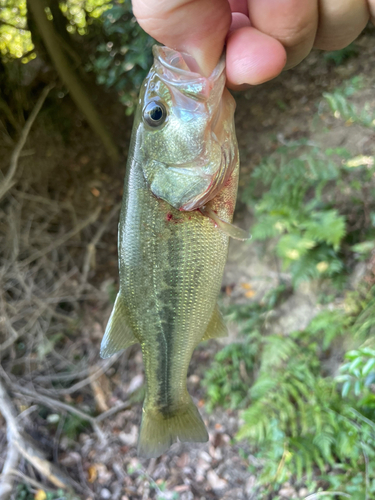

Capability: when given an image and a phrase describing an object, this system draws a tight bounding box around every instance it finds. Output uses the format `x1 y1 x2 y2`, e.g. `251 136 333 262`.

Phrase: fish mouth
152 45 226 102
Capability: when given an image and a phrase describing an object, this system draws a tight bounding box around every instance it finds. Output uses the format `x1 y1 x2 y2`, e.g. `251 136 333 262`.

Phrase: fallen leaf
207 470 227 491
174 485 189 492
89 366 110 412
240 283 252 290
34 490 47 500
88 464 98 483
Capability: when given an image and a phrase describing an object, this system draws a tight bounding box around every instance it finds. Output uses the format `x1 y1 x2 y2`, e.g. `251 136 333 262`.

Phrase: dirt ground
1 29 375 500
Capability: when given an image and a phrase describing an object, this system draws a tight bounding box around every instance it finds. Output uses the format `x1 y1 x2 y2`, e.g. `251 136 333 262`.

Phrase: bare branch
81 202 121 283
0 83 54 201
0 379 78 494
28 0 119 162
20 205 102 267
12 384 107 443
0 379 21 500
52 353 121 395
95 400 132 423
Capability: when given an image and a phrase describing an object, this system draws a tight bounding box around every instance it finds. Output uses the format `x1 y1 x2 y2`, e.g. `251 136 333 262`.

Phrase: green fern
323 77 375 129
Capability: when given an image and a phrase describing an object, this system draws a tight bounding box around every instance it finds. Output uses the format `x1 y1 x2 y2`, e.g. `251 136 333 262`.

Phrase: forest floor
1 29 375 500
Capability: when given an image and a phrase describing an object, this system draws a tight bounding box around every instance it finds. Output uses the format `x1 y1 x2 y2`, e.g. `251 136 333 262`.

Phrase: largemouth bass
100 46 240 458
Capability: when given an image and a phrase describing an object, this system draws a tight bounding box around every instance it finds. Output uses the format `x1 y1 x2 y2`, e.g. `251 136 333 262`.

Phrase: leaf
362 358 375 376
302 210 346 249
34 491 47 500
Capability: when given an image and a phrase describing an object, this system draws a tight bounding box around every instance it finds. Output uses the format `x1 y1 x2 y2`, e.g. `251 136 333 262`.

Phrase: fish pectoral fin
100 293 138 359
201 304 228 342
200 206 251 241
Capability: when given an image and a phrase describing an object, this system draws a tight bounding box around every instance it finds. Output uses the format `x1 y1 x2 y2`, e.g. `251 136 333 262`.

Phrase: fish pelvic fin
137 397 208 458
201 304 228 342
100 293 138 359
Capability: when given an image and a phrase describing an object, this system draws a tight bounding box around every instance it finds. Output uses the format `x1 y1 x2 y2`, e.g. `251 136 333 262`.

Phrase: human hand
132 0 374 88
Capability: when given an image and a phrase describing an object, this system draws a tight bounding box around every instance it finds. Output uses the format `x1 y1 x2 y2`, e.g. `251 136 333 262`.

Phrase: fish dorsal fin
201 304 228 342
200 206 251 241
100 294 138 359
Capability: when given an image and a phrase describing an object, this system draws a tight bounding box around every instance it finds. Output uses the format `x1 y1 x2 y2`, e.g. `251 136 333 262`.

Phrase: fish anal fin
100 293 138 359
201 304 228 342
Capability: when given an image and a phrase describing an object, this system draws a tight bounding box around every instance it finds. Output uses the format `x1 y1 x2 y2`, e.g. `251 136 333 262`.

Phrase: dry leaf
240 283 252 290
88 464 98 483
34 490 47 500
89 366 110 412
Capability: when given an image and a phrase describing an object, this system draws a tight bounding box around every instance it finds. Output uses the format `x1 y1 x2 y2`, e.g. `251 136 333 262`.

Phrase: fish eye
143 101 167 128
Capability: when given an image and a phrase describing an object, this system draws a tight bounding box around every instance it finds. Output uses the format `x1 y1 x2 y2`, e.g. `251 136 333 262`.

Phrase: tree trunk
27 0 119 162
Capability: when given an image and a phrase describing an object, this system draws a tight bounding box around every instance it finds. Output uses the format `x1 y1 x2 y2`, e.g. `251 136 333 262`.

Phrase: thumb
132 0 231 76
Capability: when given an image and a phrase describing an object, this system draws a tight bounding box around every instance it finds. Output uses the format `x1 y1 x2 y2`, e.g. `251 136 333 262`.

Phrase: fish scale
100 46 239 458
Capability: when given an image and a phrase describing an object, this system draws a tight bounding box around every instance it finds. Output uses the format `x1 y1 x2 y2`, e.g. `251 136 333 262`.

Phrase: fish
100 45 242 458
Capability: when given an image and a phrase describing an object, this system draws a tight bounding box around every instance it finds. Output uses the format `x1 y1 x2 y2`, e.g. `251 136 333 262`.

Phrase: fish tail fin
137 397 208 458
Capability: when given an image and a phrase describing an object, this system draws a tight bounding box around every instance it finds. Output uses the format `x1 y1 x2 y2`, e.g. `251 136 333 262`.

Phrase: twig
13 385 107 443
20 205 102 267
0 321 20 352
81 202 121 283
0 379 21 500
0 83 54 201
95 400 132 423
8 469 56 493
51 353 121 395
304 492 351 499
0 380 75 494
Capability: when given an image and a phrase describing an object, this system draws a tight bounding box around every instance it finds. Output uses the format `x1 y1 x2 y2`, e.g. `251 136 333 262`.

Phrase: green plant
323 43 359 66
323 76 375 129
242 140 347 287
203 286 286 410
88 0 154 113
338 345 375 401
63 413 90 440
127 463 179 499
15 484 78 500
204 285 375 497
242 118 375 288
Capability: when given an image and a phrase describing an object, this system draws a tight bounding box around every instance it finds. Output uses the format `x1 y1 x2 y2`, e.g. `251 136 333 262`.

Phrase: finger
369 0 375 24
228 12 251 37
226 26 287 88
314 0 369 50
247 0 318 69
228 0 248 15
132 0 231 76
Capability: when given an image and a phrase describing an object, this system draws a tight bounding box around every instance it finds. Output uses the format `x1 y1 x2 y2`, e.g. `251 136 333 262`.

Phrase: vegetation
241 78 375 288
204 77 375 498
87 0 154 114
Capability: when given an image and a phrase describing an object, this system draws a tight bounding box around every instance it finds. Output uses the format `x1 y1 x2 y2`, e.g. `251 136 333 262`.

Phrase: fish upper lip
152 45 226 85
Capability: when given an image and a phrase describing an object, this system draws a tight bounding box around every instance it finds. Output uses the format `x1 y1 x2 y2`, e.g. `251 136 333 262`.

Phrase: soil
1 29 375 500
